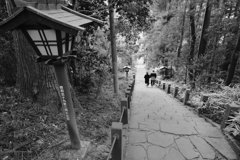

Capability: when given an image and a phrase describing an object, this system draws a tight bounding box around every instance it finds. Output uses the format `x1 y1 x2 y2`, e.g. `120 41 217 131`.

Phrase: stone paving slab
189 136 215 159
147 145 165 160
129 130 147 144
160 122 198 135
147 132 174 147
176 137 199 159
164 148 185 160
124 65 238 160
125 145 146 160
194 125 224 138
139 122 160 131
205 137 238 160
129 121 138 129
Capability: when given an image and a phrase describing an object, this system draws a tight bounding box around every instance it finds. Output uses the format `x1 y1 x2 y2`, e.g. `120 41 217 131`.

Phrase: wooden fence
106 75 135 160
156 80 240 131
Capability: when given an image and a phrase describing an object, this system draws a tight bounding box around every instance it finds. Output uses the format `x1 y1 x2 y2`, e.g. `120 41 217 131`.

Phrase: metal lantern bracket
43 55 77 65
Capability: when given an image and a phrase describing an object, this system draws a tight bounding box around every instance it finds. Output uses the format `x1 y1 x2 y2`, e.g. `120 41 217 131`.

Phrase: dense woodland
141 0 240 87
0 0 240 159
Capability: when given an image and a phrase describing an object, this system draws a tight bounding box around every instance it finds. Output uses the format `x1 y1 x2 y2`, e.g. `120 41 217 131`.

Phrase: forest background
0 0 240 159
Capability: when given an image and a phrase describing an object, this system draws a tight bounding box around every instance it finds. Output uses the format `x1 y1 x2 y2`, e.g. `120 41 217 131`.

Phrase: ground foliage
0 72 131 160
0 1 17 86
168 79 240 143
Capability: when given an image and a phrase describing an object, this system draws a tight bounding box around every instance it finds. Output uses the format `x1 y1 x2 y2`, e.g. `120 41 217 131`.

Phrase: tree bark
177 1 186 58
208 0 226 83
109 0 119 94
6 0 38 99
6 0 63 106
197 0 212 58
207 37 217 83
225 31 240 86
224 1 240 86
188 0 196 84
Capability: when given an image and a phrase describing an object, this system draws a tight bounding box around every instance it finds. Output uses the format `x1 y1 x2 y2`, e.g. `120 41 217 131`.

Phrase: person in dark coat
144 72 150 86
150 70 157 86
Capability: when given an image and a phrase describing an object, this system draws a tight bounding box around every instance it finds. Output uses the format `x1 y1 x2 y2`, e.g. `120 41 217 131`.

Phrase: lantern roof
0 5 104 35
123 66 131 69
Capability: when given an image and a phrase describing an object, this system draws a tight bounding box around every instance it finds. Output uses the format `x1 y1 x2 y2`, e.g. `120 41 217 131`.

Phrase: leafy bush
224 110 240 138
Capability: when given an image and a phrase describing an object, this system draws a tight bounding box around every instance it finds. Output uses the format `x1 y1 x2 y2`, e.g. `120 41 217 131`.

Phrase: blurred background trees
140 0 240 88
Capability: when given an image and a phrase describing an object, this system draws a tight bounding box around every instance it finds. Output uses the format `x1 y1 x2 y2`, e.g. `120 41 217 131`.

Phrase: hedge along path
124 64 238 160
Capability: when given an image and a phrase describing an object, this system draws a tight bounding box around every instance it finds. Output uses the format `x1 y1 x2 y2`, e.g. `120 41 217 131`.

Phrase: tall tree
225 31 240 86
109 0 119 94
197 0 212 58
5 0 66 103
207 0 226 83
225 0 240 85
188 0 196 83
177 0 186 57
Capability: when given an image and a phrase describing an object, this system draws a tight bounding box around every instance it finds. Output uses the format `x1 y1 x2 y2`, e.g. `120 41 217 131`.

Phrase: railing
107 74 135 160
156 80 240 130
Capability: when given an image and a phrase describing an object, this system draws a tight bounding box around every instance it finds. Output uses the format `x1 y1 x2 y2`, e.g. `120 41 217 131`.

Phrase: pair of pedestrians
144 70 157 86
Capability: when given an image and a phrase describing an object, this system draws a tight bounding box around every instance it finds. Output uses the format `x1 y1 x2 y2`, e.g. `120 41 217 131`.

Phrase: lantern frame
123 66 131 73
0 5 103 60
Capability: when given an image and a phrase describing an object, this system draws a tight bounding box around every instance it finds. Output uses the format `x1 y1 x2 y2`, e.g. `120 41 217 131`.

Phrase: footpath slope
124 65 238 160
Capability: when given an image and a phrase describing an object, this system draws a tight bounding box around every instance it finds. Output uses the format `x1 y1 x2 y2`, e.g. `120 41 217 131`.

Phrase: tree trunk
207 37 218 83
188 0 196 84
197 0 212 58
219 0 238 73
208 0 226 83
224 1 240 86
6 0 38 99
6 0 63 106
177 1 186 58
225 31 240 86
109 0 119 94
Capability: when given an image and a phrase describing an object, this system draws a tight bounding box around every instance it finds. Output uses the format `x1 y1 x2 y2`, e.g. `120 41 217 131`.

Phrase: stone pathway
124 65 238 160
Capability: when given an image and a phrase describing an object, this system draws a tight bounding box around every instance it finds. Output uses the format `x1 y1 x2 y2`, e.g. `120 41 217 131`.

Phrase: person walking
150 70 157 86
144 72 150 86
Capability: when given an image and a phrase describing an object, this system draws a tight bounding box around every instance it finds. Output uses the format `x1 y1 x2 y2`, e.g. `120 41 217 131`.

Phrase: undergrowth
169 81 240 143
0 71 133 160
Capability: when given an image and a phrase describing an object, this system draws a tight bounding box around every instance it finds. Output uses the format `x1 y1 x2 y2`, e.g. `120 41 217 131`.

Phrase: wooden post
201 94 209 102
221 104 240 130
158 81 161 88
121 98 128 124
127 87 132 97
125 91 131 109
130 84 133 92
109 1 119 94
111 122 123 160
54 64 81 149
221 104 231 129
163 83 166 90
183 89 190 105
174 87 179 98
133 74 135 79
128 84 132 91
167 84 171 94
132 79 135 90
